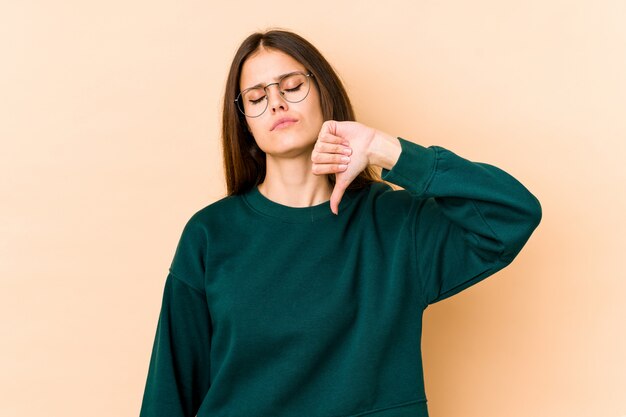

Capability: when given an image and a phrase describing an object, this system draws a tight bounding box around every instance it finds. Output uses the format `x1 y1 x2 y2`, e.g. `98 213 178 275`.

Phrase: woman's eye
284 83 303 93
249 96 266 105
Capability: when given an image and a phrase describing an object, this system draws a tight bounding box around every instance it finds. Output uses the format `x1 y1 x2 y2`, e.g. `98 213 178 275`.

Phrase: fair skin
240 47 402 214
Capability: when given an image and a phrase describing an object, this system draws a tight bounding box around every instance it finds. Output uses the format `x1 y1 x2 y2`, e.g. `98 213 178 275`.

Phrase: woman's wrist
367 130 402 170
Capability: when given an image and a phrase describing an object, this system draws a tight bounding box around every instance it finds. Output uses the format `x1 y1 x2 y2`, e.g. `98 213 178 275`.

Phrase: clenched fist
311 120 401 215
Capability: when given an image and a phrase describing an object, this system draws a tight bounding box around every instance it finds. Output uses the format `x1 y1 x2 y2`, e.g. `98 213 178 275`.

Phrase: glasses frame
235 71 314 118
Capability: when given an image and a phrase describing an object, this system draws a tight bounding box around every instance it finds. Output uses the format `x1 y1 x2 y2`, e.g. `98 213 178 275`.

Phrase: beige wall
1 1 624 416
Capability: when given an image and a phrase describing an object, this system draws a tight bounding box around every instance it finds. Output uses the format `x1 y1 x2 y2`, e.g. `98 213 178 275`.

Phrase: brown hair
221 29 381 195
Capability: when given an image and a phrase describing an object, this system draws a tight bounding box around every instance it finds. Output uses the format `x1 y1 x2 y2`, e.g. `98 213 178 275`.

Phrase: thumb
329 180 348 215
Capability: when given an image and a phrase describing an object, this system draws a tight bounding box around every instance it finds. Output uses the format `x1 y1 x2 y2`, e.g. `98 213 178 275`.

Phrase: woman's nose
265 83 289 113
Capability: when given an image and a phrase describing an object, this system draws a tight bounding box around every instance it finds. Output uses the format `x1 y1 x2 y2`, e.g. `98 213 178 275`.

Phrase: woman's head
238 47 325 164
222 29 379 195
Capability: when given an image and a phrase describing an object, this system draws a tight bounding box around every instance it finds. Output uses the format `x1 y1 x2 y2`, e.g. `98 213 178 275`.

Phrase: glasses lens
280 73 310 103
239 87 268 118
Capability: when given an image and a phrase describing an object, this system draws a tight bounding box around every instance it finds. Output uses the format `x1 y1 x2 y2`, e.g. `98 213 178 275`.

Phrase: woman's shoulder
185 193 247 225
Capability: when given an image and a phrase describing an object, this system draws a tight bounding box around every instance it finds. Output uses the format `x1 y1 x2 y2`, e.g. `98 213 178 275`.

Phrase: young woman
139 29 541 417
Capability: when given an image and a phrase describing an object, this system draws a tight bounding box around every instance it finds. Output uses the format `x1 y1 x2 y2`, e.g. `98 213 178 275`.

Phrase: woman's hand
311 120 401 215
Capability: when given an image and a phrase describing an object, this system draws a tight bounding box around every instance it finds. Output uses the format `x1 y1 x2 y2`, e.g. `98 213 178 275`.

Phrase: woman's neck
258 153 332 207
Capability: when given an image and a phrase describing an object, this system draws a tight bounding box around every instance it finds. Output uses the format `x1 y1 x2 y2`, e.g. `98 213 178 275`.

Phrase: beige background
1 1 624 416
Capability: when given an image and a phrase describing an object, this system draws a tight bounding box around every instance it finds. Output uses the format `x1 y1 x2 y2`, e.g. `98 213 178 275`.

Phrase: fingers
318 121 348 145
315 141 352 155
316 120 356 215
311 135 352 176
319 120 339 138
312 148 351 165
312 163 348 175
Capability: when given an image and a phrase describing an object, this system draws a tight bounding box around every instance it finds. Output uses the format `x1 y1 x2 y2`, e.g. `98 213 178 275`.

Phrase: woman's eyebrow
243 71 299 90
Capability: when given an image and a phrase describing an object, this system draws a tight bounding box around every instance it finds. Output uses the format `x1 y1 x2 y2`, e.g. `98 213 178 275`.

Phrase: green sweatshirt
139 137 541 417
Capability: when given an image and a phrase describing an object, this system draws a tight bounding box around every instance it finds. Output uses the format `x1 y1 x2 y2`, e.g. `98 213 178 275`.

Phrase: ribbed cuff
380 137 437 195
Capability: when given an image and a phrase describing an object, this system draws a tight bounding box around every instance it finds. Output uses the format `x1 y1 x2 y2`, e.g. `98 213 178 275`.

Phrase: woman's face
239 47 324 159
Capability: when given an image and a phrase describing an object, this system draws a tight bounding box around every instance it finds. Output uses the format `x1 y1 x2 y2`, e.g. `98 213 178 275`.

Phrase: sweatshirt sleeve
381 137 542 306
140 219 212 417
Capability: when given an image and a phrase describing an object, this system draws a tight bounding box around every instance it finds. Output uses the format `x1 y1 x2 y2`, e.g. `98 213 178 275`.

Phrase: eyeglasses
235 71 314 118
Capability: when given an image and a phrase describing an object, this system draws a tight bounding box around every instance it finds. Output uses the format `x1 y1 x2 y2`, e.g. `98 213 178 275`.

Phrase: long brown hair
222 29 380 195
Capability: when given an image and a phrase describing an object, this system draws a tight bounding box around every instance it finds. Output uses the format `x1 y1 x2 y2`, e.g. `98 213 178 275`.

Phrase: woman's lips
271 118 298 131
